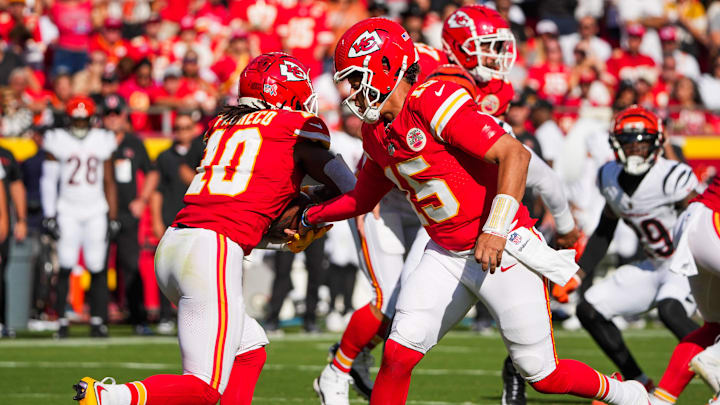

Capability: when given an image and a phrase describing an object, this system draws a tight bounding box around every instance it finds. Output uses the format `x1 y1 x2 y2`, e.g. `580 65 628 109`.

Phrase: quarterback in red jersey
70 53 357 405
650 176 720 405
306 18 650 405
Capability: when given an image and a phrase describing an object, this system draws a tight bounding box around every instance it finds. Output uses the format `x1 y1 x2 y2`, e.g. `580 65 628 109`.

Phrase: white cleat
691 350 720 393
624 380 651 405
709 393 720 405
313 364 352 405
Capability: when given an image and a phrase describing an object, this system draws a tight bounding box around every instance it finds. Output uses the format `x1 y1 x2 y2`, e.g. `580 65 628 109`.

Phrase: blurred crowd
1 0 720 335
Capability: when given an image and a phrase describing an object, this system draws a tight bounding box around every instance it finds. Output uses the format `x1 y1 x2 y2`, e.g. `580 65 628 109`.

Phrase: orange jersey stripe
713 212 720 240
542 277 559 365
211 235 229 390
360 234 383 310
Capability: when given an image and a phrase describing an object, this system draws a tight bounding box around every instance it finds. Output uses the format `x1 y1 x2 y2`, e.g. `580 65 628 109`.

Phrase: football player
556 106 700 393
41 96 118 339
649 176 720 404
71 53 358 405
305 18 649 405
314 7 581 405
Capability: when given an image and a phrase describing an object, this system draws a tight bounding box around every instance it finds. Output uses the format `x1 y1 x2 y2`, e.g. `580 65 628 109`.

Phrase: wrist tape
482 194 520 238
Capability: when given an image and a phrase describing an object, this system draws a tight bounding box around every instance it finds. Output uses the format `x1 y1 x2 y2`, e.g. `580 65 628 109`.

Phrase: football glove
108 219 122 240
41 217 60 240
286 224 332 253
551 274 581 304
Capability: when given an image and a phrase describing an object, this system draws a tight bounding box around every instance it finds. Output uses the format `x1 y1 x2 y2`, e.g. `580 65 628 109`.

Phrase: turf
0 326 712 404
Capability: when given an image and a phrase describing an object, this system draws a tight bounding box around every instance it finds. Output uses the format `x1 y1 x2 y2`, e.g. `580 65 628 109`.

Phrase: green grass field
0 326 713 404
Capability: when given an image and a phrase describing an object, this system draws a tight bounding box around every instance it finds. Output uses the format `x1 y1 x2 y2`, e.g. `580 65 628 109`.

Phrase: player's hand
556 226 580 249
108 219 122 240
42 217 60 240
286 224 332 253
551 274 582 303
356 214 366 240
152 219 166 240
473 232 506 273
129 198 146 218
372 203 380 220
14 219 27 241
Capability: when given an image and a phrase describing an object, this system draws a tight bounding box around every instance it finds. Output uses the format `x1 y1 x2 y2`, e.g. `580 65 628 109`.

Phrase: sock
656 322 720 398
55 267 72 318
221 347 267 405
332 304 383 373
89 270 109 322
369 339 424 405
576 301 644 379
103 376 219 405
531 359 615 398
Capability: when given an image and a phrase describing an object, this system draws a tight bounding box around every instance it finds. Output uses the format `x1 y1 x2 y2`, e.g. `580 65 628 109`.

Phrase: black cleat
90 324 109 338
56 325 69 339
501 356 526 405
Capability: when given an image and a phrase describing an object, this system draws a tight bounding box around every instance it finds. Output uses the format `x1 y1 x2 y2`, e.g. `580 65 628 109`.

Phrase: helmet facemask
610 131 663 175
334 55 408 123
447 28 516 83
70 117 90 139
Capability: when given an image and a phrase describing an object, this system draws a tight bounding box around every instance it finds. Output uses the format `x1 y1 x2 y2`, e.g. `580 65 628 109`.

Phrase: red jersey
414 43 449 82
308 80 534 251
174 109 331 254
693 176 720 212
275 1 333 78
606 51 656 86
526 62 570 105
89 35 130 68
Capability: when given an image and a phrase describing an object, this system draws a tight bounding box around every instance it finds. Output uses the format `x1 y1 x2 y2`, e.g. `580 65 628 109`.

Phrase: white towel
504 227 579 286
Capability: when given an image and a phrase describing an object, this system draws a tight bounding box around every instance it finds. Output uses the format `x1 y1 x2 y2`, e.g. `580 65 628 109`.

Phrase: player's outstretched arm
294 141 357 196
577 204 619 282
474 134 531 272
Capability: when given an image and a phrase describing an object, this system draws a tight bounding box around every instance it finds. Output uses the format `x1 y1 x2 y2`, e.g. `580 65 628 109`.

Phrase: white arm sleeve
40 159 61 218
525 146 576 234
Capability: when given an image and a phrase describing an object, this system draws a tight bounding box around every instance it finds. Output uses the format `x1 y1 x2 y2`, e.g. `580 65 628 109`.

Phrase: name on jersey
230 110 278 127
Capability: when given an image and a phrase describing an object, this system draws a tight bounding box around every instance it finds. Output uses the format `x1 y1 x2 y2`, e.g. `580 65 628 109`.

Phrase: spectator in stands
614 0 665 63
668 76 719 135
605 24 657 88
72 50 107 96
0 41 25 86
1 69 33 137
49 73 72 124
401 2 426 44
152 67 194 111
0 0 41 44
560 15 612 66
538 0 577 34
699 54 720 110
613 81 639 112
659 25 700 80
179 51 217 115
101 93 159 335
275 0 333 80
645 54 677 109
487 0 526 43
119 59 157 132
90 18 130 71
171 16 213 70
530 99 565 166
211 32 251 101
666 0 709 55
49 0 92 76
526 39 570 105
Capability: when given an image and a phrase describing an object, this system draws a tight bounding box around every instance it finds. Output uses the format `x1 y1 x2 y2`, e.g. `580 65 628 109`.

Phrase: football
265 192 313 243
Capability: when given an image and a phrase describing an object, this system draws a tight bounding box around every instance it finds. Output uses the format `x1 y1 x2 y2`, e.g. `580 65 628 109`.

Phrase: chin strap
362 56 409 123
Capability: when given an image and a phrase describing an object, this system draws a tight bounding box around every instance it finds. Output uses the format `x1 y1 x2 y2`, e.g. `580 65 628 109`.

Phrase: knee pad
392 316 432 354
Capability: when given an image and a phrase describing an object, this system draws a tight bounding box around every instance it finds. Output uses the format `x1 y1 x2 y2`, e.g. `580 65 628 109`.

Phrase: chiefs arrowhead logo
279 60 306 81
348 30 382 58
447 10 472 28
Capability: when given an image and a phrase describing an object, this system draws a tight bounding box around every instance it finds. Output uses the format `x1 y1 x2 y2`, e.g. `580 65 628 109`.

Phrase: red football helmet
442 5 516 83
610 105 664 175
66 96 95 138
334 18 418 123
238 52 318 115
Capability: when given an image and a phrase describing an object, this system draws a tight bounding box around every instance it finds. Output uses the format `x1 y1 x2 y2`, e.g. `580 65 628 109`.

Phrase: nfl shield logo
509 232 522 245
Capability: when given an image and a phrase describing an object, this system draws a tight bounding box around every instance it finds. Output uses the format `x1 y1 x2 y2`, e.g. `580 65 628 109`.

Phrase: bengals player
650 175 720 404
308 18 649 405
71 53 357 405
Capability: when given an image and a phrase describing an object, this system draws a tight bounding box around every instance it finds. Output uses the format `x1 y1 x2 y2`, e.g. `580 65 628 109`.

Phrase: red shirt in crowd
526 62 570 105
275 1 333 78
606 50 657 86
50 0 92 51
0 12 42 43
89 34 131 68
119 76 160 132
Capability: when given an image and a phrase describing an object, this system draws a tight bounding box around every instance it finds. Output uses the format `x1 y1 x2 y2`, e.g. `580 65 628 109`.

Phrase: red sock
134 374 219 405
332 303 383 373
657 322 720 398
531 359 612 399
370 339 424 405
221 347 267 405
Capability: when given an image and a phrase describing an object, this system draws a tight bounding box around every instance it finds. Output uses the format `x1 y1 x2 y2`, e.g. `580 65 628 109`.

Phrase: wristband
482 194 520 239
300 205 315 228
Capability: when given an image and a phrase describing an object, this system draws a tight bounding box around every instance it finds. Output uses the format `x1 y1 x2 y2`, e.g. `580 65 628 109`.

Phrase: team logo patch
509 232 522 245
348 30 382 58
480 94 500 114
279 60 306 81
446 10 472 28
406 128 426 152
263 83 277 96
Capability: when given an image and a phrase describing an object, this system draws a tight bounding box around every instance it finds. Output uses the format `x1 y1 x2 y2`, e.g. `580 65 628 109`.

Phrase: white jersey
44 128 116 217
598 157 698 264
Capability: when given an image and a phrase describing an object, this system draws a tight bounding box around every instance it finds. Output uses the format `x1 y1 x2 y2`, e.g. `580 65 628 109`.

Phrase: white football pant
683 203 720 322
155 227 268 394
389 234 559 383
57 213 108 273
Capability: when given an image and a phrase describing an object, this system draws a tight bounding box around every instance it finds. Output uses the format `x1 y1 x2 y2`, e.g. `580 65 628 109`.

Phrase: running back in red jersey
174 109 330 254
693 176 720 212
